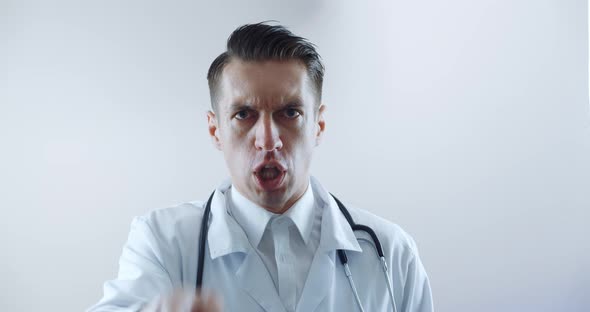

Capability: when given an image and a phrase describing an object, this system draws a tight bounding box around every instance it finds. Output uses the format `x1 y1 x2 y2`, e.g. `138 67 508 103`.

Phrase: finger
190 294 204 312
190 292 222 312
203 293 222 312
166 291 186 312
208 294 222 312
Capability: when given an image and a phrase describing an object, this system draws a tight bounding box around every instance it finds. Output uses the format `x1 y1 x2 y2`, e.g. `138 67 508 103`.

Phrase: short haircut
207 21 325 112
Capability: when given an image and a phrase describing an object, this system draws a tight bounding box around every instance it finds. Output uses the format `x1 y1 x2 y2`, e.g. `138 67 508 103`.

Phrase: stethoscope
195 191 398 312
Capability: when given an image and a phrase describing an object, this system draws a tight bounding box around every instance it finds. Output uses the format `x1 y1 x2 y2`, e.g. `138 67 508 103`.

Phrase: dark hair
207 21 325 111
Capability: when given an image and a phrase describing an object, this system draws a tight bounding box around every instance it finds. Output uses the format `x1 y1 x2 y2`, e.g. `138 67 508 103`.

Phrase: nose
254 114 283 151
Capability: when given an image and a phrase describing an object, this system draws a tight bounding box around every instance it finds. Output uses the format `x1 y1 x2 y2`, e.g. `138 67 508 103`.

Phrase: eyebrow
228 98 305 112
228 102 253 113
284 101 305 109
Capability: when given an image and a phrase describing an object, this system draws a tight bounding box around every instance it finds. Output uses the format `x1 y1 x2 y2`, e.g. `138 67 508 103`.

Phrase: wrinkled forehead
217 59 315 113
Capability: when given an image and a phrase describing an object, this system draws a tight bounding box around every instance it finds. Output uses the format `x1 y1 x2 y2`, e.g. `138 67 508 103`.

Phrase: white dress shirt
228 181 321 312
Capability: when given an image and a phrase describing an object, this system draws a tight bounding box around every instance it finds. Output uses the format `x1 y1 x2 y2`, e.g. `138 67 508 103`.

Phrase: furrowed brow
283 97 305 109
229 102 253 113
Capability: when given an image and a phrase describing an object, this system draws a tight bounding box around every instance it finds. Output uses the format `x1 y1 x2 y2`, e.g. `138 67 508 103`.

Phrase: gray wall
1 0 589 311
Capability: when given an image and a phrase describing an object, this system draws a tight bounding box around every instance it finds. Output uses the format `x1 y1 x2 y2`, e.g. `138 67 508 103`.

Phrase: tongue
260 167 280 180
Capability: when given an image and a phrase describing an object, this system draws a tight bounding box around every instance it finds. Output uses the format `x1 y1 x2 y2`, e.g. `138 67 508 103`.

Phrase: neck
234 180 310 214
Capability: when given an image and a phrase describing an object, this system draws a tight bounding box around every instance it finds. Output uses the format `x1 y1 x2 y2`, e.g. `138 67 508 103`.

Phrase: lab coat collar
206 178 250 259
206 176 361 260
310 176 362 253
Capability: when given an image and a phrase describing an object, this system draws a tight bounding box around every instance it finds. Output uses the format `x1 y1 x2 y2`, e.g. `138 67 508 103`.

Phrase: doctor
89 22 433 312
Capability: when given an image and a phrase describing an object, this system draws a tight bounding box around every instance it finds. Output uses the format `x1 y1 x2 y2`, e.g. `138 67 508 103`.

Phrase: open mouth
254 162 286 191
259 166 281 180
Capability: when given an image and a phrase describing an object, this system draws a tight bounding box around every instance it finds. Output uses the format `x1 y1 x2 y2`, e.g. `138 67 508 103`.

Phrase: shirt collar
228 186 276 249
229 179 315 247
282 182 315 245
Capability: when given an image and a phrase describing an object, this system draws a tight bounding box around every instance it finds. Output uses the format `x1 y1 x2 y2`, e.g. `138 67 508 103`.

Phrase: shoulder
342 206 434 310
345 204 420 261
131 200 207 244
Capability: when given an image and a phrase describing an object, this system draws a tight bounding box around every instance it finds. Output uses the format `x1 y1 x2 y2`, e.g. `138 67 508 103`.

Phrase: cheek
286 133 315 163
226 133 256 169
222 121 251 145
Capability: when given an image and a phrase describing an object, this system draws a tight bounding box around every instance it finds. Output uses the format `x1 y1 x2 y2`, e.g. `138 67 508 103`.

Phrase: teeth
264 164 275 169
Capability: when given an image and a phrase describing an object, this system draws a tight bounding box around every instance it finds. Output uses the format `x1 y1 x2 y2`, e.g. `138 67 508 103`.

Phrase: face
207 59 326 214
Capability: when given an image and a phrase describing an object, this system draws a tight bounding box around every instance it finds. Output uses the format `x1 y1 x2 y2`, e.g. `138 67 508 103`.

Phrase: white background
1 0 589 311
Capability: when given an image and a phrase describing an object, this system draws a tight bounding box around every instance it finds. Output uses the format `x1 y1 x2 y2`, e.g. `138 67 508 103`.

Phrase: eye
235 110 252 120
282 108 301 119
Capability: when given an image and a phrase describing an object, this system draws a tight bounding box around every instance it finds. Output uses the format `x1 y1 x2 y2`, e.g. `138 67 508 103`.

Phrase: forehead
218 59 314 112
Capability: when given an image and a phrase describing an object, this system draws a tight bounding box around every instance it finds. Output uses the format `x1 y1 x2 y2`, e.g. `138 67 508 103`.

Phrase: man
88 22 433 312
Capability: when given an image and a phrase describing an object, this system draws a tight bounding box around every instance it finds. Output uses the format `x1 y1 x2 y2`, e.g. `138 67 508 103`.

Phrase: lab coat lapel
236 250 287 312
296 177 363 312
295 251 334 312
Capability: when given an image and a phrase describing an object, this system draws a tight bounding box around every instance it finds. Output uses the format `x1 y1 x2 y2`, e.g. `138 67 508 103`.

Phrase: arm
87 216 174 312
401 246 434 312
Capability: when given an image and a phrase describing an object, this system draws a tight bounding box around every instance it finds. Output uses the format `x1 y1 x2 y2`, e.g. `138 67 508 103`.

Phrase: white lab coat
88 177 433 312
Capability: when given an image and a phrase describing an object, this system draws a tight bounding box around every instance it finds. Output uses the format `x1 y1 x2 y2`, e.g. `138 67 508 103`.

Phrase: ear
207 110 222 150
315 104 326 146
